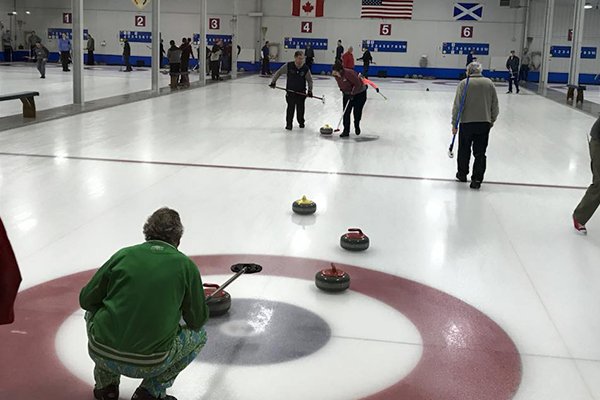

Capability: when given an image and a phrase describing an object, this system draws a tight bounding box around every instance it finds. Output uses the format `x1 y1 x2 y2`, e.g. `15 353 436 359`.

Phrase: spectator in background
573 116 600 234
123 38 132 72
452 62 499 190
2 29 12 62
305 42 315 72
210 39 223 81
86 33 95 66
342 46 355 70
28 31 41 62
519 48 530 82
357 47 373 78
58 33 72 72
160 38 167 68
33 41 49 79
167 39 182 89
506 50 520 94
179 37 193 87
466 49 476 66
261 41 271 76
335 39 344 62
223 41 232 73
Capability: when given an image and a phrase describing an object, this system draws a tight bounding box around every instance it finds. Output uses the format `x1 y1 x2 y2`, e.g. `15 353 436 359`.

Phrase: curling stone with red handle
340 228 370 251
315 263 351 292
203 283 232 317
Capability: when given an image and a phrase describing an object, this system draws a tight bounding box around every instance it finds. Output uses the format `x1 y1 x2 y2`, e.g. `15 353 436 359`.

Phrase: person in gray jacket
86 33 95 65
33 42 49 79
452 62 500 189
167 40 182 89
573 116 600 234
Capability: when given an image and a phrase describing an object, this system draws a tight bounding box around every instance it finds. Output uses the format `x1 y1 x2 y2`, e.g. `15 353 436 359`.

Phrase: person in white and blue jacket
58 33 72 72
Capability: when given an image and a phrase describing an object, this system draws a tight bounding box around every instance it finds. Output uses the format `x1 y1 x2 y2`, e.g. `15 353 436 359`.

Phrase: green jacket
80 240 208 365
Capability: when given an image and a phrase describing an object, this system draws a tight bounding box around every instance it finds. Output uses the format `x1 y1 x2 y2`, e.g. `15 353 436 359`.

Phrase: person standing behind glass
58 33 72 72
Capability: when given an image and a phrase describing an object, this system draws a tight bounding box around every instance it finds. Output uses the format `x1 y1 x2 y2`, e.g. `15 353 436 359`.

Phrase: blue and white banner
453 3 483 21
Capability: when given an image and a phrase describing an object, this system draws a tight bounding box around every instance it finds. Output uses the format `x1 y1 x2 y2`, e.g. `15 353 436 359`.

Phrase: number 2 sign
380 24 391 36
135 15 146 27
301 21 313 33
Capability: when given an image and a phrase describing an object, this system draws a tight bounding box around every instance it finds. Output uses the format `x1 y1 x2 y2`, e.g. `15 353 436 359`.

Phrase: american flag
361 0 414 19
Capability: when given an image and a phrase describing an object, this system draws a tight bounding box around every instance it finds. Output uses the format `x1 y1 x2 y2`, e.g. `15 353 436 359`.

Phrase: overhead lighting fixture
25 10 31 14
584 2 592 8
9 11 17 15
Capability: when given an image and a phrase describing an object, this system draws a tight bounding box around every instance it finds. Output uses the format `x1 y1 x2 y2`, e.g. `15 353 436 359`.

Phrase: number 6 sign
461 26 473 39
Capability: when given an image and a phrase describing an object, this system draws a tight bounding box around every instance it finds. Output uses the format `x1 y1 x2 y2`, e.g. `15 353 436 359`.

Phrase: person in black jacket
335 40 344 62
269 51 314 131
123 38 132 72
305 42 315 72
261 41 271 76
357 47 373 78
506 50 520 94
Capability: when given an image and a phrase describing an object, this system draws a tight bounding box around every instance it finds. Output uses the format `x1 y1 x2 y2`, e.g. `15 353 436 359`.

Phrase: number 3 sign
209 18 220 30
461 26 473 38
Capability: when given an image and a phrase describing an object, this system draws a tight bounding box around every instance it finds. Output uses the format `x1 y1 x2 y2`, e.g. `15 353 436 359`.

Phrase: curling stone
315 263 351 292
203 283 232 317
292 195 317 215
320 124 333 135
426 88 430 91
340 228 370 251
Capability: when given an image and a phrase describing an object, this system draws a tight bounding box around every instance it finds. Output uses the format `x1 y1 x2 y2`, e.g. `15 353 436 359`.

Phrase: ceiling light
584 3 593 8
25 10 31 14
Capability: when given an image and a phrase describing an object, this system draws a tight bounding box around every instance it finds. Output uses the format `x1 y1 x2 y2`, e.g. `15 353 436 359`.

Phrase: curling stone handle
348 228 363 234
203 283 220 289
330 263 337 273
205 266 247 301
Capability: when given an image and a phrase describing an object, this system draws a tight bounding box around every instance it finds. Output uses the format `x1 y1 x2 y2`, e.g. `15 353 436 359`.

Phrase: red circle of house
0 254 521 400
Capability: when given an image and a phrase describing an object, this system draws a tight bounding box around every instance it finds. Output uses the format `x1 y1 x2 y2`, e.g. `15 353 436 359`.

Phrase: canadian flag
292 0 324 17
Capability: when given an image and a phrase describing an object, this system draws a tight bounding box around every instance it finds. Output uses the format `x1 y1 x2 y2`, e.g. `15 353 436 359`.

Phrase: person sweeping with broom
451 62 499 189
332 61 367 138
269 50 314 131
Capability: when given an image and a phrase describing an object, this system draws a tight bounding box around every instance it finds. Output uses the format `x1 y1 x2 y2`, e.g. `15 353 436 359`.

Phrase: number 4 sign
461 26 473 38
301 21 313 33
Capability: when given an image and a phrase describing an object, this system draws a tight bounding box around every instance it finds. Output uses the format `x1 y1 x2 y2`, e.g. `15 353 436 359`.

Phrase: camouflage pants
86 313 206 398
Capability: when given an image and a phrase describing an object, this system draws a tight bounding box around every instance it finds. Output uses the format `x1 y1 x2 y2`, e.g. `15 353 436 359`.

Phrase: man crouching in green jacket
80 207 209 400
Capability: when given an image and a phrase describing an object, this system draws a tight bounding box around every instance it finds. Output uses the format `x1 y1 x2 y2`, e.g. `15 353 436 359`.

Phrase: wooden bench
0 91 40 118
567 84 586 104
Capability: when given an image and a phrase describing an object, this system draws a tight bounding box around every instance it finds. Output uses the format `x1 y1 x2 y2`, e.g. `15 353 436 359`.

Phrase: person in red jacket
342 46 355 70
332 61 367 137
0 217 21 325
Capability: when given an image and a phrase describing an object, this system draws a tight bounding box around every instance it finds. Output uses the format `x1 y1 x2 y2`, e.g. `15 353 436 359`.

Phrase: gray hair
143 207 184 247
467 62 482 75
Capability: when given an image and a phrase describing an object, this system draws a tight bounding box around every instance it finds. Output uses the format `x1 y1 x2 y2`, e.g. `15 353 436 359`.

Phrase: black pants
261 58 270 75
87 50 94 65
508 71 519 92
124 55 132 71
519 65 529 82
363 63 370 78
306 58 313 72
60 51 70 71
286 93 306 127
180 59 189 84
210 60 220 80
3 46 12 62
342 90 367 133
457 122 491 182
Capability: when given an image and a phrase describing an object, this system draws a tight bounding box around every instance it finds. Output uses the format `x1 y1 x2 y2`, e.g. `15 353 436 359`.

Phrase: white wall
262 0 525 69
528 0 600 74
3 0 260 57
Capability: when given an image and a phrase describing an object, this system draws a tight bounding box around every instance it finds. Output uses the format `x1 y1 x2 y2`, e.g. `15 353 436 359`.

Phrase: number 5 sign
380 24 391 36
301 21 313 33
461 26 473 39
